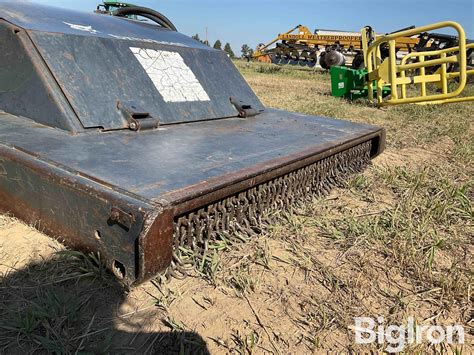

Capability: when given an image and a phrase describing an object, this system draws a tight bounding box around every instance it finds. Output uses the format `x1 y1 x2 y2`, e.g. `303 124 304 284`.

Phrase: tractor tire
319 52 328 69
352 54 365 69
324 50 346 68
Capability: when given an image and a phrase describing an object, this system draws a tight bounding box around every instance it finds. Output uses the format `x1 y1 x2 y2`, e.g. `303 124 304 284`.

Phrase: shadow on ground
0 251 210 354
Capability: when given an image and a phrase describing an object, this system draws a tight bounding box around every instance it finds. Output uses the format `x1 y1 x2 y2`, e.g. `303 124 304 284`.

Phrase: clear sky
31 0 474 56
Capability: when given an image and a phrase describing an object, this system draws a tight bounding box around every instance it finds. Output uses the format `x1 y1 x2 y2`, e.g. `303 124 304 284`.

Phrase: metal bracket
230 97 260 118
117 100 160 131
109 206 134 230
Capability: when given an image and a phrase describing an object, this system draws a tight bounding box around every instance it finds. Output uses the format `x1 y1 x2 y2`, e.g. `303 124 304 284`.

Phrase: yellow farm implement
363 21 473 106
252 25 419 69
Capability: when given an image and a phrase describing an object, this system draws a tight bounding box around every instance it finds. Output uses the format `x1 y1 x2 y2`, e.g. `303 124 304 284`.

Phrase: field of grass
0 61 472 353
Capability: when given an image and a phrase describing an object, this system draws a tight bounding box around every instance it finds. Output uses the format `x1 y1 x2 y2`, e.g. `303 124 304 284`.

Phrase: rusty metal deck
0 110 384 284
0 110 383 202
0 2 385 285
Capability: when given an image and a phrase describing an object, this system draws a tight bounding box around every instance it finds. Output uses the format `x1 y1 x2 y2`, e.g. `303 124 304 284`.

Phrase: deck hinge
230 97 261 118
117 100 160 131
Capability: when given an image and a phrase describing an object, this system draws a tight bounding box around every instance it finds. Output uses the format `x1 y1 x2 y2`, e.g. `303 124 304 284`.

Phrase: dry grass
0 214 16 229
0 61 472 353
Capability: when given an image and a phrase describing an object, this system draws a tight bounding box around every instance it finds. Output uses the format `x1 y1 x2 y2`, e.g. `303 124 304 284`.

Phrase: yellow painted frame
363 21 473 106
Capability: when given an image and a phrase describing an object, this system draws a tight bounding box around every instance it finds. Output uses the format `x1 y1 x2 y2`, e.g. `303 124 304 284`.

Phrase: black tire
324 50 346 68
352 54 365 69
319 52 328 69
308 51 318 67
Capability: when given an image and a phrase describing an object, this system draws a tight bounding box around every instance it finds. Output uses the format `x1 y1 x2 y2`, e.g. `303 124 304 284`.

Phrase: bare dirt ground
0 62 472 354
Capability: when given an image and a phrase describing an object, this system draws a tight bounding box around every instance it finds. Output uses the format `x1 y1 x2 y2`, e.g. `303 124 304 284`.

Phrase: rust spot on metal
138 209 173 282
0 187 95 252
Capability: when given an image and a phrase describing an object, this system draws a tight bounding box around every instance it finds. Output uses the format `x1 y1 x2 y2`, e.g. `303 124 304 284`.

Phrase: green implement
330 66 391 100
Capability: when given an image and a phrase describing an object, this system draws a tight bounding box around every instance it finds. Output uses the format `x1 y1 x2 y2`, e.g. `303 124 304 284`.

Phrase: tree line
191 34 254 59
192 34 235 58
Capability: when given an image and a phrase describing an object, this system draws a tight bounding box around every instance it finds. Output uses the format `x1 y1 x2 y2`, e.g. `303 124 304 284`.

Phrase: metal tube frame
362 21 472 106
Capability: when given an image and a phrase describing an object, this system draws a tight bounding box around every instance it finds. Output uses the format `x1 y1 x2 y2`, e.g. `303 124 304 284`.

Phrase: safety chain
166 141 372 279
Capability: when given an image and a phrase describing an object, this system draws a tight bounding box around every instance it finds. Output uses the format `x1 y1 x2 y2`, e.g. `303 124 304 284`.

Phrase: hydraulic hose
112 6 177 32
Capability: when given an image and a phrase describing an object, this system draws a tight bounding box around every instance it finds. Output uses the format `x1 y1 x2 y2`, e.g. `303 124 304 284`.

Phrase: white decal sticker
110 34 188 47
130 47 210 103
63 22 101 35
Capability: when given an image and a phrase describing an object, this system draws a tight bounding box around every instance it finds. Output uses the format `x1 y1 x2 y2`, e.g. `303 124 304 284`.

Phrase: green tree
213 40 222 50
241 44 253 58
224 43 235 58
203 40 210 47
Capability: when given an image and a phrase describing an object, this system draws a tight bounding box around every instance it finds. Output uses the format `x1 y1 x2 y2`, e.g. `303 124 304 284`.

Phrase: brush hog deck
0 2 385 285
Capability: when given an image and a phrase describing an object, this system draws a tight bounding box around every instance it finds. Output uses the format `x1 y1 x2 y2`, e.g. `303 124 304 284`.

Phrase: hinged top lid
0 2 264 130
